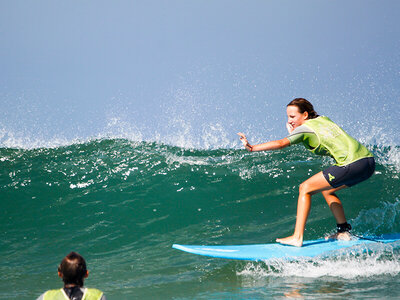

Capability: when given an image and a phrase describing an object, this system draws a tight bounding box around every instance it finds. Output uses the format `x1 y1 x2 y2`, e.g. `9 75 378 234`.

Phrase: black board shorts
322 157 375 188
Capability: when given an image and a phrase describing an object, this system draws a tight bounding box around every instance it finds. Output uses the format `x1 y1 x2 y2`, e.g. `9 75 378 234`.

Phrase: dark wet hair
287 98 319 119
58 252 87 287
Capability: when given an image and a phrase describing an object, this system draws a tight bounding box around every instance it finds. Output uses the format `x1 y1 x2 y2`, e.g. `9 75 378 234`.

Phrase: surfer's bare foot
325 231 352 241
276 235 303 247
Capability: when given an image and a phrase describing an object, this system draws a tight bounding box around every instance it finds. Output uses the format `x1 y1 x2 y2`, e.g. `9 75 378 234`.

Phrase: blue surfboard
172 233 400 261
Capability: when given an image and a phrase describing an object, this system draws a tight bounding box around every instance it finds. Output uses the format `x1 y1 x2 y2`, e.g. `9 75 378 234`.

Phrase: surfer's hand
237 132 248 146
286 123 294 134
237 133 253 152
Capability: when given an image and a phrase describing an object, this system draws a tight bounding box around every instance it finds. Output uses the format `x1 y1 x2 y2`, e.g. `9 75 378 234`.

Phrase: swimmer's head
58 252 88 287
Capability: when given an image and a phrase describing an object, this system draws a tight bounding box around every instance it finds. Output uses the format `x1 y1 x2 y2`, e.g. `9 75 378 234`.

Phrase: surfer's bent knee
298 182 307 194
298 180 315 195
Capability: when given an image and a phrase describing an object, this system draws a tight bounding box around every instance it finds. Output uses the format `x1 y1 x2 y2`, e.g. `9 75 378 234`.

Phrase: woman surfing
238 98 375 247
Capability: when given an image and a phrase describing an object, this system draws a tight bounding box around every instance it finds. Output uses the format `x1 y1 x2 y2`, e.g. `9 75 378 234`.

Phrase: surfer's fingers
237 132 246 139
237 133 249 146
286 123 294 133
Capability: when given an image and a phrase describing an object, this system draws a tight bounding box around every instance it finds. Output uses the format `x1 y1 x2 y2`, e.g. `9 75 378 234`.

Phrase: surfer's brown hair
287 98 319 119
58 252 87 287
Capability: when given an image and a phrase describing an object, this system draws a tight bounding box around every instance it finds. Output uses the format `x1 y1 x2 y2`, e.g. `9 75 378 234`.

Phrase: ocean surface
1 139 400 299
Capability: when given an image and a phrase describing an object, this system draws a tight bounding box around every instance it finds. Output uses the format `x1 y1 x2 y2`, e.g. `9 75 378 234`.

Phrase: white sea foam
237 247 400 279
70 180 94 189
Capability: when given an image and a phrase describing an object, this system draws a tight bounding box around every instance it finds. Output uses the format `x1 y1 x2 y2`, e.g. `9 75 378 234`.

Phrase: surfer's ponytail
287 98 319 119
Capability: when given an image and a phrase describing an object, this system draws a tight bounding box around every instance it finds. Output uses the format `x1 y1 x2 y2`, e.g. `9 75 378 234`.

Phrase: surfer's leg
276 172 332 247
322 186 347 224
322 186 352 241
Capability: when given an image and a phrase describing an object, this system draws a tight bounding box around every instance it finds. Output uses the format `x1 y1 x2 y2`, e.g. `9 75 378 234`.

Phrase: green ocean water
1 139 400 299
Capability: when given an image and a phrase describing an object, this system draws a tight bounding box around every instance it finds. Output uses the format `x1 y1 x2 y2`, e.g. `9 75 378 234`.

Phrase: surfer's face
286 105 308 129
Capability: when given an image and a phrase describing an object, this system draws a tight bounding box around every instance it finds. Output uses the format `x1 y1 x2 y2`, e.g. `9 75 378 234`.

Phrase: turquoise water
1 139 399 299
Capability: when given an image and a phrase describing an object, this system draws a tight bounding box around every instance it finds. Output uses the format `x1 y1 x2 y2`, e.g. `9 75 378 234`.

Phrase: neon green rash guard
286 116 373 166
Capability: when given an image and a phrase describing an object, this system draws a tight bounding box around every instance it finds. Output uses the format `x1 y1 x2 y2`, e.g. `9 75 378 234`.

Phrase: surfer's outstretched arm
237 133 290 152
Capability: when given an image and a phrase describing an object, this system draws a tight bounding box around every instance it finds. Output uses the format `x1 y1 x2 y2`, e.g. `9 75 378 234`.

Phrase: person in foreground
238 98 375 247
37 252 106 300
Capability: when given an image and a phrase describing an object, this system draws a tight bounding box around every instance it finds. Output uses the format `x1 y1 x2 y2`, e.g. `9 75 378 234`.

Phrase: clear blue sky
1 1 399 148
